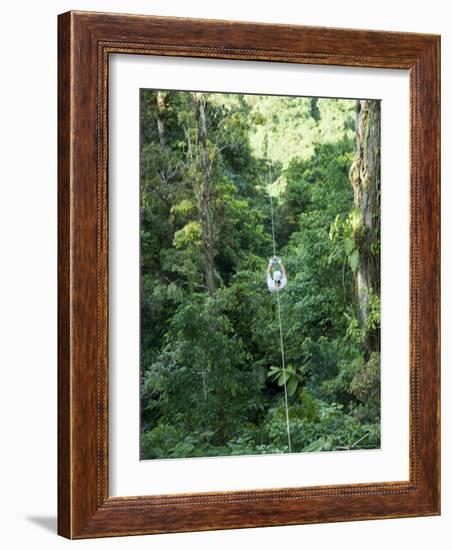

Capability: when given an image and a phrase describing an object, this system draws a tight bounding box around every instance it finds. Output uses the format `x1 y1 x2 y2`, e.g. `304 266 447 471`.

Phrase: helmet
273 270 282 282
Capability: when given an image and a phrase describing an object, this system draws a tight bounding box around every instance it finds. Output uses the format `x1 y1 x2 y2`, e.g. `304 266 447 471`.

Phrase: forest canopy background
139 89 381 460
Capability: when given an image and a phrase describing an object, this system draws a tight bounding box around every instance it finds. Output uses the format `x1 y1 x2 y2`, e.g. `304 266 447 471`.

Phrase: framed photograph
58 11 440 538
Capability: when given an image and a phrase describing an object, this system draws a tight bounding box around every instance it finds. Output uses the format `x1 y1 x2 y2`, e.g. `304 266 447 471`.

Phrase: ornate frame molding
58 11 440 538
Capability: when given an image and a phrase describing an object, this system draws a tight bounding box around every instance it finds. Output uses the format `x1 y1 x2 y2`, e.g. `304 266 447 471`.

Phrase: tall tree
156 91 167 147
193 93 216 297
349 100 381 353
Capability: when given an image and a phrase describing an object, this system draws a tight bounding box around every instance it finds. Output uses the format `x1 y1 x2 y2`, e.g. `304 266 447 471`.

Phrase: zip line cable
270 193 277 259
268 165 292 453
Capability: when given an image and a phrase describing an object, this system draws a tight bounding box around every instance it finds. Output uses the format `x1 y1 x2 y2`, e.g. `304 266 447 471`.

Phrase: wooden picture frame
58 10 440 539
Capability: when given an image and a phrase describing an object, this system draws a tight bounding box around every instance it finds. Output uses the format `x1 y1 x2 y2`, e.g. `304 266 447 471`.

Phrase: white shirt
267 272 287 292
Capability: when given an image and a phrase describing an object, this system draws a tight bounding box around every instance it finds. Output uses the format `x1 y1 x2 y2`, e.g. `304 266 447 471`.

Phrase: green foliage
139 89 380 459
268 364 305 397
329 208 364 273
173 220 201 249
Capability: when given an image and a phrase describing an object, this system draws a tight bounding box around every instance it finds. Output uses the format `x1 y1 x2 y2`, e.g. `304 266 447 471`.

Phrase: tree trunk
156 91 166 147
349 99 381 354
194 94 216 297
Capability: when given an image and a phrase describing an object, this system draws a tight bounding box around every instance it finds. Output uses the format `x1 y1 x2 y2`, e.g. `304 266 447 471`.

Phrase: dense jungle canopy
140 90 381 459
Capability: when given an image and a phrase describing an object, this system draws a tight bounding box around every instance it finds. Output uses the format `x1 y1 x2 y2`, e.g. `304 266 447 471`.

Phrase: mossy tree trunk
349 100 381 355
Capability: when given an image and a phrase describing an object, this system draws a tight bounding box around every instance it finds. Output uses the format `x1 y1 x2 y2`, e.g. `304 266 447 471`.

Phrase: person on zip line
266 256 287 292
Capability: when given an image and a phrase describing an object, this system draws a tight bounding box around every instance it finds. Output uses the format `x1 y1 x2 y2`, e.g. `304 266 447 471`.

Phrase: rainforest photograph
139 89 381 460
